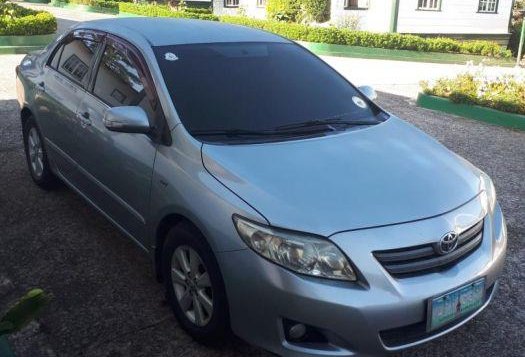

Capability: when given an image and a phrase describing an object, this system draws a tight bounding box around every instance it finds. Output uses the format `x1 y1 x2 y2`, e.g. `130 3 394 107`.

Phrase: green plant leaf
0 289 51 335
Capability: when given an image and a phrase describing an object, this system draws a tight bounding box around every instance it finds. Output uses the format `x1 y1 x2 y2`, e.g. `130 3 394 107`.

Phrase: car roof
76 17 290 46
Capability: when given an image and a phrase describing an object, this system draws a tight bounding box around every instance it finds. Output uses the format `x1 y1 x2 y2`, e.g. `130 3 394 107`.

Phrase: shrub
421 71 525 115
266 0 300 22
182 7 212 15
509 0 525 56
118 2 218 21
303 0 329 23
0 1 56 35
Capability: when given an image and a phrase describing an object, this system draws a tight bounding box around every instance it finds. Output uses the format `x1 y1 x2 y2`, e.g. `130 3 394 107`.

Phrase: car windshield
154 42 386 142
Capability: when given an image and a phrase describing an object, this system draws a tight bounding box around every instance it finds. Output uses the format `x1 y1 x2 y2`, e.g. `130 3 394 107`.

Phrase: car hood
201 117 482 236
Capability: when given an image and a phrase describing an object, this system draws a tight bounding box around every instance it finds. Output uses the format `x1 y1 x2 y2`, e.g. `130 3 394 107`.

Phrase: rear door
73 36 162 245
35 31 103 184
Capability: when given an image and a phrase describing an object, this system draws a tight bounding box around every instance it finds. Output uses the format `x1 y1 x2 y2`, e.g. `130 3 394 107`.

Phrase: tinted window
57 38 99 84
93 43 156 120
154 42 382 139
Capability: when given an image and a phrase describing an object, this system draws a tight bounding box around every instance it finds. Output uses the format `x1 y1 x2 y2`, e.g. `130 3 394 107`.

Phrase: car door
73 36 162 246
35 31 103 184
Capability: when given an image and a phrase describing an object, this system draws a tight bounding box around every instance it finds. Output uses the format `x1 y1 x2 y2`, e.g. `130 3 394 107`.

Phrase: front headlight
233 216 357 281
480 172 496 213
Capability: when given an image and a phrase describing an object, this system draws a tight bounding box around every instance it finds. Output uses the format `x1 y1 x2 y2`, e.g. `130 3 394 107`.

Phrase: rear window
154 42 382 140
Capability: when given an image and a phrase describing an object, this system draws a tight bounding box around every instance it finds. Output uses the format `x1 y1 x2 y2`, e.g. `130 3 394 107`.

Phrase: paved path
322 55 523 98
20 2 113 35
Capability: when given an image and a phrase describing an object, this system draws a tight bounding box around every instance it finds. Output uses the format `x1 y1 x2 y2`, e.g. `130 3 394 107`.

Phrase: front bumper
217 197 507 356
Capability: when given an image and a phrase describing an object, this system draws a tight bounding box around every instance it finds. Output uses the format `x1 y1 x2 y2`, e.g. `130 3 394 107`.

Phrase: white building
211 0 513 45
212 0 266 19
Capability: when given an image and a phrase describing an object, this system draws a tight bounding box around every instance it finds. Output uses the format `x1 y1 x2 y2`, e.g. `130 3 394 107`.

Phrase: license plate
427 278 485 331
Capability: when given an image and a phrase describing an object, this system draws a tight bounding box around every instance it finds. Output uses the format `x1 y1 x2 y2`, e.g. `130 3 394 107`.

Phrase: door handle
78 112 92 127
37 81 45 92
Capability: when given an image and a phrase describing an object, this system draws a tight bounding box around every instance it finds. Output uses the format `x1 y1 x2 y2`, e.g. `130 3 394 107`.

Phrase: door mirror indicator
358 85 378 101
104 106 151 134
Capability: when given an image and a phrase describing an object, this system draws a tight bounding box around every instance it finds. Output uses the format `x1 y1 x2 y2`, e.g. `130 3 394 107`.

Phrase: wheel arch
154 213 206 282
21 106 33 128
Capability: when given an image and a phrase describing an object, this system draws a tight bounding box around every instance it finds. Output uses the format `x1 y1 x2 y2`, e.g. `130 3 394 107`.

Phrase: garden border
416 93 525 131
0 34 56 54
298 41 515 66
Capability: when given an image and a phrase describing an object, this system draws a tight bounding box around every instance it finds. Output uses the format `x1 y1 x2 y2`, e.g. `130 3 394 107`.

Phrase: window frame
89 34 171 145
224 0 239 8
416 0 442 11
344 0 368 10
477 0 499 13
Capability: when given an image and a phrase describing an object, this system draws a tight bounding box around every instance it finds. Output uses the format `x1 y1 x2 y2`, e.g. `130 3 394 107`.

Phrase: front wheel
22 116 58 190
162 222 230 345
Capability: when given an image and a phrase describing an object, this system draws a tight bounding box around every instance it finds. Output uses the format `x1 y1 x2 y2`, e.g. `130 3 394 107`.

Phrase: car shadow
0 99 24 152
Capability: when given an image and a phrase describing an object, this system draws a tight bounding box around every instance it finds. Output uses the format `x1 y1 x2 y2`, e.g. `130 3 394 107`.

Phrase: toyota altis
16 18 506 356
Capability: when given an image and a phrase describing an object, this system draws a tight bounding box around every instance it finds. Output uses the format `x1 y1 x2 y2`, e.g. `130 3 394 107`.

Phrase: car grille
379 282 496 348
373 219 484 277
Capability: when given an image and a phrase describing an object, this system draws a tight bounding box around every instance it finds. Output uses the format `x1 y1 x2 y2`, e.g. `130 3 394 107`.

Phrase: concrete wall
213 0 266 19
396 0 513 35
330 0 393 32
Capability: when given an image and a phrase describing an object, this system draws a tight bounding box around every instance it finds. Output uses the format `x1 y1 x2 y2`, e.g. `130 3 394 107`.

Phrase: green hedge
0 1 56 36
219 16 511 57
421 73 525 115
182 7 212 15
118 3 510 58
118 3 218 21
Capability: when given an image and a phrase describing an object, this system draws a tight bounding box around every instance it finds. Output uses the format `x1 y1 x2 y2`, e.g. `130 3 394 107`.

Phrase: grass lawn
299 42 516 66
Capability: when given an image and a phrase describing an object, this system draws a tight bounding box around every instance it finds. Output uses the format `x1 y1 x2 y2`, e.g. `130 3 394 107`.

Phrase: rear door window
56 38 100 85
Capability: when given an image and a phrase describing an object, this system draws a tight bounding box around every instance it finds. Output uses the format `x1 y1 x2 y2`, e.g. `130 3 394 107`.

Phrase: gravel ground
1 52 524 357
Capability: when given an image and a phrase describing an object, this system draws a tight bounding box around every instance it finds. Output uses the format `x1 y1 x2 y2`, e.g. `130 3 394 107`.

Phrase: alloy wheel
27 127 44 178
171 246 214 326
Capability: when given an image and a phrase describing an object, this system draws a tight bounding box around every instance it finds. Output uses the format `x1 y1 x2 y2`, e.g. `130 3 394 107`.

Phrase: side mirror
104 106 151 134
358 85 378 101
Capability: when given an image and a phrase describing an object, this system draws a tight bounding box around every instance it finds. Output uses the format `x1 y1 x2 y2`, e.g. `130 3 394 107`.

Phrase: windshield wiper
191 129 276 137
275 118 380 131
191 127 330 138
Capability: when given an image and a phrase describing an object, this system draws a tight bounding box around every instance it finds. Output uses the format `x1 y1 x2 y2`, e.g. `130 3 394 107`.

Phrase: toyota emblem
437 232 459 255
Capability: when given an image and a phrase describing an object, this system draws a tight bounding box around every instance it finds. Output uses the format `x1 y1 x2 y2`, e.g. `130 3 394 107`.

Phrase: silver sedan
16 17 506 356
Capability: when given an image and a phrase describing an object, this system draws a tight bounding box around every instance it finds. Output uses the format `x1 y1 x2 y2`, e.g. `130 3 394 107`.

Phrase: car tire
162 221 230 345
22 116 59 190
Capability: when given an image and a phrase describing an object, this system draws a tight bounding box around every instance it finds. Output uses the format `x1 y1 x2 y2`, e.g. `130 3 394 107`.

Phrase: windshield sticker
352 96 367 109
164 52 179 61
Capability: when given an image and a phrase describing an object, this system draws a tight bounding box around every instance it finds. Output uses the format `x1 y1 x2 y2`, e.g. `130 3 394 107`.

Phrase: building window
224 0 239 7
345 0 369 9
478 0 498 13
417 0 441 11
257 0 266 7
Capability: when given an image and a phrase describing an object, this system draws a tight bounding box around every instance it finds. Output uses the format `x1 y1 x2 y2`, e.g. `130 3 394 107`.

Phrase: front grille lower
373 219 484 277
